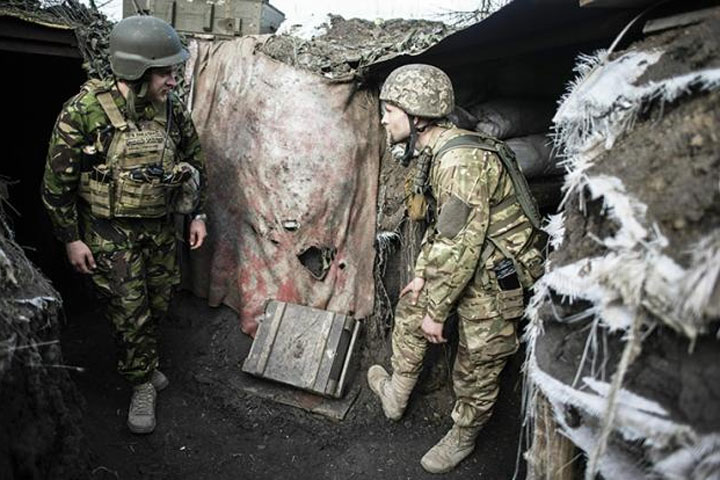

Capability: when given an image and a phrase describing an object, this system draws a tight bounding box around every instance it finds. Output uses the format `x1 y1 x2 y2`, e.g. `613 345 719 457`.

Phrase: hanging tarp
185 37 380 336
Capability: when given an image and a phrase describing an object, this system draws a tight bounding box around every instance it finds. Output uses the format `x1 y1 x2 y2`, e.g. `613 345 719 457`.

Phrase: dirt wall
0 185 88 480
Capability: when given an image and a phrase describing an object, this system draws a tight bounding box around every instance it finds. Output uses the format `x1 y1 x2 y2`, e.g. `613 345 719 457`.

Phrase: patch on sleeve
436 194 471 238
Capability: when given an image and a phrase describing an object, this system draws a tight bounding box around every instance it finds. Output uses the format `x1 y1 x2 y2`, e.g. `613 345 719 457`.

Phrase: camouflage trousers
391 289 519 428
81 213 179 385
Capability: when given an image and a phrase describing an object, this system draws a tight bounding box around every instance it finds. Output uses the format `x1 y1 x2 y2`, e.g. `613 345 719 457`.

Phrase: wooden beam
580 0 654 7
526 393 580 480
643 7 716 34
0 17 80 58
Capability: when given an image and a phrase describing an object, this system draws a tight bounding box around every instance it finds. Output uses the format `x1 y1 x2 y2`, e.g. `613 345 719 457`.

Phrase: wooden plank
262 303 332 388
526 393 579 480
167 0 176 26
335 319 361 398
580 0 654 7
0 38 79 57
243 300 285 375
0 18 77 45
203 3 214 32
643 7 716 34
313 311 345 394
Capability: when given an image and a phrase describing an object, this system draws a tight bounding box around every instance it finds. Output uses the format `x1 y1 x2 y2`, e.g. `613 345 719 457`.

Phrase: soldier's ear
415 117 432 133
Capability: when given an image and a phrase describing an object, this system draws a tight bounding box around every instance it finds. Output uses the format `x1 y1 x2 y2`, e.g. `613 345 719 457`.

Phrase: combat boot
420 424 480 473
151 369 169 391
367 365 417 421
127 382 157 434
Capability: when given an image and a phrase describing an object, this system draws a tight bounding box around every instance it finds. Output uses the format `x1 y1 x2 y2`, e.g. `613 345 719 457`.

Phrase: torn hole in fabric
297 245 336 281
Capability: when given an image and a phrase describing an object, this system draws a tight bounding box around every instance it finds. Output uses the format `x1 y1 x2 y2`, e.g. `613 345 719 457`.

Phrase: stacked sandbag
456 98 562 211
447 105 478 131
506 134 563 178
470 98 554 140
525 10 720 480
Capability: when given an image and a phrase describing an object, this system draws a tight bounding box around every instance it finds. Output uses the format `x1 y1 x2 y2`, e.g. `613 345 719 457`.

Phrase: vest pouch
515 231 547 288
496 287 525 321
407 193 429 221
169 162 200 215
80 167 113 218
114 172 167 218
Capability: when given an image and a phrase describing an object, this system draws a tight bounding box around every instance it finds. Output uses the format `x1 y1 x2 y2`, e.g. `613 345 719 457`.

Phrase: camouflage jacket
414 127 541 322
42 78 207 243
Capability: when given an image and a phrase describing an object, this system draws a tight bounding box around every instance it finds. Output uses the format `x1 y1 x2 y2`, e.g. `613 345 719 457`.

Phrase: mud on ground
62 291 525 479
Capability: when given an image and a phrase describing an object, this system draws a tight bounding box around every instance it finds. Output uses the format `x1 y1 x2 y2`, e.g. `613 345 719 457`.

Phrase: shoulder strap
96 92 128 130
80 78 105 94
82 78 129 130
433 133 542 229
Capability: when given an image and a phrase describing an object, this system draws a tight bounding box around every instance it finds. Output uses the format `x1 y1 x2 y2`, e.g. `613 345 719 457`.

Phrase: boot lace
131 384 154 415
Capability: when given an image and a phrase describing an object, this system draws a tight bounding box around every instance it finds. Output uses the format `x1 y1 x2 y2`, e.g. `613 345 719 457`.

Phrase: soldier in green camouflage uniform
368 64 544 473
42 16 207 434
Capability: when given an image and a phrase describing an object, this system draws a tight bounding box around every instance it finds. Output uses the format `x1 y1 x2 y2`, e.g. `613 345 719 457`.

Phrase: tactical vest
416 132 545 288
78 81 179 219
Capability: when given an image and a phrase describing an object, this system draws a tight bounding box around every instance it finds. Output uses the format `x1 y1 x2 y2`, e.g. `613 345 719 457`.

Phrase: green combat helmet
109 15 189 81
379 64 454 118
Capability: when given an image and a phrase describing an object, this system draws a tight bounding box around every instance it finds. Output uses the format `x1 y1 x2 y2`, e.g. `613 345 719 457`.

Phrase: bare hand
399 277 425 305
189 218 207 250
66 240 96 274
421 314 446 344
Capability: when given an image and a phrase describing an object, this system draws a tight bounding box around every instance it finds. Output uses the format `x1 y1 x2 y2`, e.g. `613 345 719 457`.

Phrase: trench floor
61 291 526 480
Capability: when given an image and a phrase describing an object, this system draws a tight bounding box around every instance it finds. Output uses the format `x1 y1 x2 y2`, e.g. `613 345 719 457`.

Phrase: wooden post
526 393 580 480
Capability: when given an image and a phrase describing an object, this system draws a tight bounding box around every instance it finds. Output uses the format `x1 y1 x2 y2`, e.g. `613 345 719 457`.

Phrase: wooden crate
123 0 283 37
242 300 361 398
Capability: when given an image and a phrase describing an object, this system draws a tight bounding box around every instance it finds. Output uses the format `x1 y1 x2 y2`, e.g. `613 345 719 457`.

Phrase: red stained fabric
186 38 380 336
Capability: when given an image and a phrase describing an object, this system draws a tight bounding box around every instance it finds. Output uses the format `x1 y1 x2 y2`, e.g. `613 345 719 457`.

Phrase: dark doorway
0 48 88 311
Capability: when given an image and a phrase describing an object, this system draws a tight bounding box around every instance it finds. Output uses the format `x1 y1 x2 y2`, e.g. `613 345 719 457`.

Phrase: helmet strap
399 115 419 167
125 78 150 121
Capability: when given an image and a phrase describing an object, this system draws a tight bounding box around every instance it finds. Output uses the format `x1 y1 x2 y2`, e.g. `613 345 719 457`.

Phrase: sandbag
506 134 563 179
447 105 478 130
471 99 554 139
528 176 564 213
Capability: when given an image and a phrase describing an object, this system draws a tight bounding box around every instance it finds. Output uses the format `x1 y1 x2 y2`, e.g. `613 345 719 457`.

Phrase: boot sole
420 447 474 474
127 420 156 434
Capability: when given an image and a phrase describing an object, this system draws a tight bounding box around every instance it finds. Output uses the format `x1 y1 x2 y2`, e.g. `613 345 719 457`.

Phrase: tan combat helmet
109 15 189 81
379 64 454 118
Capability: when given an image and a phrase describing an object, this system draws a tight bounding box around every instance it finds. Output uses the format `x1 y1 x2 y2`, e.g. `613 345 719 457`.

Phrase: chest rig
78 83 179 219
411 130 545 288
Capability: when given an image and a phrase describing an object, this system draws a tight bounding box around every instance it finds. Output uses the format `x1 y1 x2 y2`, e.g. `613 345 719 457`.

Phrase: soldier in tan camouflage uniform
42 16 207 434
368 64 544 473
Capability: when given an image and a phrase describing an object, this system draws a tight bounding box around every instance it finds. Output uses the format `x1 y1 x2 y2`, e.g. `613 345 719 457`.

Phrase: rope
585 311 644 479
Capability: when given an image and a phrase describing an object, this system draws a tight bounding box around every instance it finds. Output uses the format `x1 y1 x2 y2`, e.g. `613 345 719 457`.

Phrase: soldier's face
381 102 410 144
147 67 178 103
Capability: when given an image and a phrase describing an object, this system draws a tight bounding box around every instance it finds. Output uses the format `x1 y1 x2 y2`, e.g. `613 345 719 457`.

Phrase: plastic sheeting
185 37 380 336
